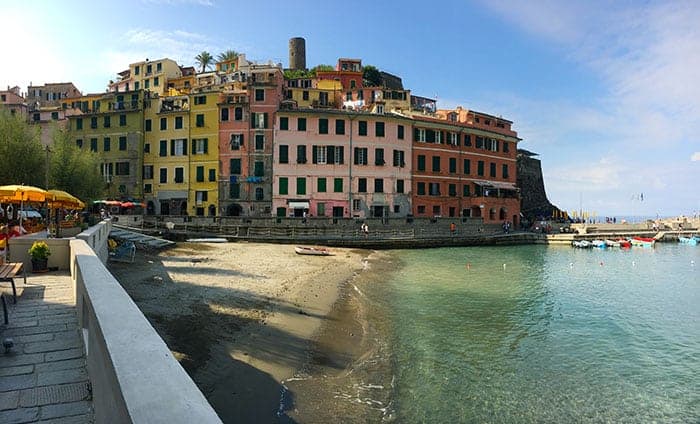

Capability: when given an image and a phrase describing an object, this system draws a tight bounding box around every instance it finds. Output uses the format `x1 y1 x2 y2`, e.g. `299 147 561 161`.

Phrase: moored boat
295 246 334 256
591 239 607 248
631 237 655 247
572 240 592 248
604 239 620 248
678 236 698 246
617 238 632 248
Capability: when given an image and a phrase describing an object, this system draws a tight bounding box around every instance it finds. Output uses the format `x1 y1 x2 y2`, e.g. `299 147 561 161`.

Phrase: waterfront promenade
0 272 93 423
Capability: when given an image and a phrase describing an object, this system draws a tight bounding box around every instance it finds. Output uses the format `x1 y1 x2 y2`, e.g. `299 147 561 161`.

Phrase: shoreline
108 242 372 422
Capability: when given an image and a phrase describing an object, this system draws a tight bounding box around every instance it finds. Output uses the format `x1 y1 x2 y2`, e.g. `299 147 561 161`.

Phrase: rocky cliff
516 149 561 221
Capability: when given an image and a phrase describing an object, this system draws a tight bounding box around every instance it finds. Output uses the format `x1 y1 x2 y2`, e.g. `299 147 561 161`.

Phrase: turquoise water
374 244 699 422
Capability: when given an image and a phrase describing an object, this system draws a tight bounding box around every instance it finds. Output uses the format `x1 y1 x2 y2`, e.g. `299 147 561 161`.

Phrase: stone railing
70 232 221 423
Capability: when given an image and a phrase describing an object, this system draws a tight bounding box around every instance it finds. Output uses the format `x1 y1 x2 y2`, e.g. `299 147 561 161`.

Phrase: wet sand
108 242 373 423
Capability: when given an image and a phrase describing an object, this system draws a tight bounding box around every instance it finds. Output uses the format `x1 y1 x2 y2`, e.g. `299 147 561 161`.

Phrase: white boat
295 246 334 256
572 240 592 248
604 239 620 247
591 240 607 248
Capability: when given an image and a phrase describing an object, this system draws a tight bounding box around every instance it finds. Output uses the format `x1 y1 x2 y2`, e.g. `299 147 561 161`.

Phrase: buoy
600 261 604 266
503 263 506 270
692 260 695 266
569 262 574 268
632 261 636 267
466 263 471 270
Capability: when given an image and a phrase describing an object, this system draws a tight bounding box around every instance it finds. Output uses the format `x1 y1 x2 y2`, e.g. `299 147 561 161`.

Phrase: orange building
411 107 520 225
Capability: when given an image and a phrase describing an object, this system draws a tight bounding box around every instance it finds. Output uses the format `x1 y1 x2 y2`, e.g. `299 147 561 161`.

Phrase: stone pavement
0 271 93 423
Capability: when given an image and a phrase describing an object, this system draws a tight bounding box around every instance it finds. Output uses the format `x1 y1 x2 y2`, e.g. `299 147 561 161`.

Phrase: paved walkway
0 271 93 423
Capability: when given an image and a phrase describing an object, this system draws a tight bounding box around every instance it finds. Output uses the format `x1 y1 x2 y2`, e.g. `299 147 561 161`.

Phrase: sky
1 0 698 217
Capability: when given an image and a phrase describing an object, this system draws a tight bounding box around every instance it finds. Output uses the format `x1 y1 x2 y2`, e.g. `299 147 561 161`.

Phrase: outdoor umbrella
47 189 86 209
0 185 49 227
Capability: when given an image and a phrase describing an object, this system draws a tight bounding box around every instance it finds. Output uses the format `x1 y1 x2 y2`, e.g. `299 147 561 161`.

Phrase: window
358 178 367 193
335 119 345 135
159 140 167 157
145 119 152 131
160 117 167 130
144 184 152 194
160 168 167 183
353 199 361 211
297 145 307 163
171 139 186 156
196 114 204 127
76 139 83 148
175 167 184 183
414 128 426 142
90 138 97 152
417 205 426 214
317 177 327 193
463 184 471 197
146 64 152 74
234 107 243 121
156 62 162 72
209 169 216 182
302 91 309 101
319 118 328 134
296 177 306 195
375 148 385 166
464 159 471 174
417 155 426 171
353 147 368 165
334 178 343 193
435 130 442 144
144 165 153 180
279 145 289 164
393 150 405 167
502 164 509 179
476 136 484 149
450 133 458 146
417 182 426 195
279 177 288 195
280 116 288 130
503 141 509 153
104 116 110 128
464 134 472 147
394 204 400 214
103 137 111 152
194 95 206 105
90 117 97 129
101 163 113 180
429 183 440 196
449 184 457 197
297 117 306 131
196 166 204 182
358 121 367 136
144 143 150 153
432 156 441 172
230 134 243 150
195 191 208 204
135 81 140 90
115 162 130 176
314 145 327 164
255 134 264 151
119 114 127 126
154 77 159 86
350 80 356 89
449 158 457 173
76 118 83 130
375 122 385 137
490 162 497 178
119 136 127 151
478 161 484 176
433 205 441 216
396 179 404 193
193 138 208 154
255 89 264 102
230 183 240 199
254 161 264 177
230 159 241 174
255 187 264 201
374 178 384 193
398 125 404 139
175 116 183 129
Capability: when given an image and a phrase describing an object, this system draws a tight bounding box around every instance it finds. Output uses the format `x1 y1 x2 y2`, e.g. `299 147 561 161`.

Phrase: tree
49 128 104 202
217 49 239 63
0 108 46 186
195 51 214 73
363 65 382 87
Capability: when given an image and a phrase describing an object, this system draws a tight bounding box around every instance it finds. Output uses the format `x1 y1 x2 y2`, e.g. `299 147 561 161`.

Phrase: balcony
109 101 139 111
159 99 189 113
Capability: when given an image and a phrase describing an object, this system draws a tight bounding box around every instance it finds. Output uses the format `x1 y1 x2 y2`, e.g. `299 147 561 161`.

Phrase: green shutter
334 178 343 192
312 146 318 164
279 177 288 195
317 177 326 192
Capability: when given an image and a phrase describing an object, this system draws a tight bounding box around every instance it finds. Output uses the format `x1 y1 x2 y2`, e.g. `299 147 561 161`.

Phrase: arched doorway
227 203 243 216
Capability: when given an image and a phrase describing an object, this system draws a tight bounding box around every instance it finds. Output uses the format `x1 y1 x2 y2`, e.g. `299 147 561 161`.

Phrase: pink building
272 110 413 218
0 86 27 117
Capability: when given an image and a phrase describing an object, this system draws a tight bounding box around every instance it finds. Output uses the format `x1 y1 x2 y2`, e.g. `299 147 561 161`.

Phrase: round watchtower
289 37 306 70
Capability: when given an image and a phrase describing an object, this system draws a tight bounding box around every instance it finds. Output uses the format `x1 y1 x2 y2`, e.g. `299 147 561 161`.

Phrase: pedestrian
450 222 456 235
361 223 369 237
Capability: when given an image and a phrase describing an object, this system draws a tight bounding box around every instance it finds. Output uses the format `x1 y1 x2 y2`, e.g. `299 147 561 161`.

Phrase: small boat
631 237 655 247
604 239 620 248
591 239 607 248
617 238 632 248
678 236 698 246
572 240 592 248
295 246 334 256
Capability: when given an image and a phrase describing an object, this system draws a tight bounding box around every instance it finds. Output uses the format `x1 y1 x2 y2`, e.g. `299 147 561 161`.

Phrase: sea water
287 244 699 422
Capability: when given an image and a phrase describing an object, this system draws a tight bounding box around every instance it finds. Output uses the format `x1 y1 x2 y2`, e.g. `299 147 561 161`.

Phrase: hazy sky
2 0 698 216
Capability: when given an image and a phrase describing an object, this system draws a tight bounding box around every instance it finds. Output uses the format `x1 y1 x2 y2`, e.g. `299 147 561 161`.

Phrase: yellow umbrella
47 189 86 209
0 184 48 203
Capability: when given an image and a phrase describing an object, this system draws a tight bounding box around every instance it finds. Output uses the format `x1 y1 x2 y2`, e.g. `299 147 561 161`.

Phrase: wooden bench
0 263 26 304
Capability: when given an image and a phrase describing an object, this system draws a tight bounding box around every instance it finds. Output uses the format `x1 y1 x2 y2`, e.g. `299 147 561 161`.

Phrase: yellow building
110 58 182 96
188 89 219 216
143 93 191 215
285 79 340 108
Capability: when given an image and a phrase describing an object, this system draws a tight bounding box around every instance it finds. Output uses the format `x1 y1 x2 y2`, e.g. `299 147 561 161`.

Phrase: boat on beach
295 246 334 256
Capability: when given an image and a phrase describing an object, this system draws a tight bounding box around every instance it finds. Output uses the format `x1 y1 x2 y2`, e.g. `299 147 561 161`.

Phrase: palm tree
195 51 213 73
217 49 239 63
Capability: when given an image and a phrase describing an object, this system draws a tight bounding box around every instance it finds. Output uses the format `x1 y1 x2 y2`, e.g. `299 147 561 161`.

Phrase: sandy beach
108 241 373 423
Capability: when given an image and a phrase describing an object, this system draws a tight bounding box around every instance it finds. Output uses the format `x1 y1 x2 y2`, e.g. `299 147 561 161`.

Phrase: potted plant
28 241 51 273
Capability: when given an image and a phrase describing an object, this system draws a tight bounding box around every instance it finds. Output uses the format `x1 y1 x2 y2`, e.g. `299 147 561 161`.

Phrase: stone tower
288 37 306 70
